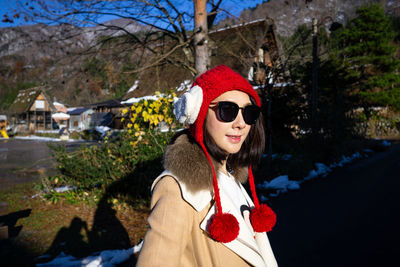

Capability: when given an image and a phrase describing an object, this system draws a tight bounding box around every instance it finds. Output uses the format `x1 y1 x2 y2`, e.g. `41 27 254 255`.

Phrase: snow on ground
13 136 78 142
95 126 111 137
37 242 143 267
127 80 139 94
258 140 392 200
120 95 160 105
176 80 191 92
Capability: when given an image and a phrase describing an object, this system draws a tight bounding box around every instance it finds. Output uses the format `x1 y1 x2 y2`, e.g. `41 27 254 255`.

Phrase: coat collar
162 130 249 193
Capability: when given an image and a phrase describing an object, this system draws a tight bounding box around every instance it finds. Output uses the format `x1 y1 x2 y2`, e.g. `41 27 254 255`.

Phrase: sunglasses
209 101 260 125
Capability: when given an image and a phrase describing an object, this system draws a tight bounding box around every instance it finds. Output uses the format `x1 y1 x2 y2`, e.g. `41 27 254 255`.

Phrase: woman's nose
232 110 246 129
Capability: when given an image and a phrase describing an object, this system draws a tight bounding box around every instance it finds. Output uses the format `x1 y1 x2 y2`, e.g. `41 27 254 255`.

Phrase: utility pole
194 0 209 76
311 18 319 136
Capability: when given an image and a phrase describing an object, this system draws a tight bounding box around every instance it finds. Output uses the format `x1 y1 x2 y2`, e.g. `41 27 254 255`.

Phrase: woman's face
205 90 252 155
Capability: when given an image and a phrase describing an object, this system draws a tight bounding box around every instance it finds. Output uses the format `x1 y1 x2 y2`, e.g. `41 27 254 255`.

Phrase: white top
218 171 250 217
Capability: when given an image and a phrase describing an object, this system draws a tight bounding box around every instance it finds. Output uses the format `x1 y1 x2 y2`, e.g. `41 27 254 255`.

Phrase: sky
0 0 267 28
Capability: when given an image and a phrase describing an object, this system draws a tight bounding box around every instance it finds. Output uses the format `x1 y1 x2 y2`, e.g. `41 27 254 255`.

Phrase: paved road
0 139 91 190
268 144 400 267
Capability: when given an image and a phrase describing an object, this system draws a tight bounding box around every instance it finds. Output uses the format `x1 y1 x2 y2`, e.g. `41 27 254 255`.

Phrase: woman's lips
226 135 241 143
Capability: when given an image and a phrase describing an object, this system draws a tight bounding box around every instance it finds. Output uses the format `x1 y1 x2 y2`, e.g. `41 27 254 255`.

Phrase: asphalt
267 143 400 267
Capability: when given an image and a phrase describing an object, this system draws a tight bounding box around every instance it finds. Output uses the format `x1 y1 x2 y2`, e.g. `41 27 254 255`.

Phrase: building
8 86 57 132
68 107 94 131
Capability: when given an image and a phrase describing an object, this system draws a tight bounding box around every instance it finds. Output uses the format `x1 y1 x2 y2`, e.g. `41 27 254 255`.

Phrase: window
35 100 45 109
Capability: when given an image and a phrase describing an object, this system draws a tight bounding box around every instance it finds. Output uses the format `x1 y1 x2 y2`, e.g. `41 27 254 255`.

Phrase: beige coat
136 132 278 267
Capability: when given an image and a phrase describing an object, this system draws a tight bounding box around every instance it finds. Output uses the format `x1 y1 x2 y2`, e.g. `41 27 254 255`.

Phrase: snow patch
382 140 392 147
120 95 160 104
258 175 301 194
95 126 111 137
127 80 139 93
54 186 76 193
52 113 70 119
37 242 143 267
176 80 192 92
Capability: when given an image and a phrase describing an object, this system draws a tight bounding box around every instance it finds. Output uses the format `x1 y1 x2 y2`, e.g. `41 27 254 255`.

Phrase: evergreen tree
333 4 400 110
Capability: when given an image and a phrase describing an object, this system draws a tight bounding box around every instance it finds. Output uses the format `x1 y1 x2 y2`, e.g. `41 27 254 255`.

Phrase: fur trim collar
163 130 248 193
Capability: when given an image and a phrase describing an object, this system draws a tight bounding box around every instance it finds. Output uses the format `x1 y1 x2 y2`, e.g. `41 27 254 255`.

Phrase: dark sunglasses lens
243 105 260 124
218 102 239 122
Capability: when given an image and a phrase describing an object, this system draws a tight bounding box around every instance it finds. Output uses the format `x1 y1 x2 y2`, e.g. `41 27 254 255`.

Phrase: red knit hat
174 65 276 243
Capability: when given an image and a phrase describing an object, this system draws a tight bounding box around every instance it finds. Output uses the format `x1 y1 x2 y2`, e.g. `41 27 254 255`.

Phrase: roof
91 98 125 108
68 107 90 115
9 86 56 114
52 112 70 119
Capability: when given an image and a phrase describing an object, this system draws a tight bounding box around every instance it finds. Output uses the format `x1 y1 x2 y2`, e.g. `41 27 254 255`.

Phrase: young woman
136 65 278 267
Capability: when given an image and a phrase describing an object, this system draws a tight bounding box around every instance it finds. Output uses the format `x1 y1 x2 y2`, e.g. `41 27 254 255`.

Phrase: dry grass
0 182 149 266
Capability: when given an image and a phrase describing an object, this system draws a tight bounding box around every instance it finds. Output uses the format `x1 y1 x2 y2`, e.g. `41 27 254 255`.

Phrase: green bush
49 130 173 191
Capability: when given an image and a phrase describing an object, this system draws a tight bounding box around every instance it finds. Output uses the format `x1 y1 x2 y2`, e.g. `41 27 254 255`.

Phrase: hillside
218 0 399 37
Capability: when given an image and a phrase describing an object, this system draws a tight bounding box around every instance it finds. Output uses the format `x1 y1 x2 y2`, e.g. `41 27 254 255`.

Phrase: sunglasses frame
209 101 260 125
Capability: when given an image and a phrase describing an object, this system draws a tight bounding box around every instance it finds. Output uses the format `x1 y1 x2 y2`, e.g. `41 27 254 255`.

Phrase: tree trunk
194 0 209 76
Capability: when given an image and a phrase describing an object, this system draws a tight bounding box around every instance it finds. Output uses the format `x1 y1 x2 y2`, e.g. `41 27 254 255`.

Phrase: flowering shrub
120 91 177 135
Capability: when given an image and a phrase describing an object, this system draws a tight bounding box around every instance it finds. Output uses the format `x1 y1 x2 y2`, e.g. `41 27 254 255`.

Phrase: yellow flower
121 117 125 122
142 111 149 121
127 123 132 128
130 141 135 146
136 105 143 113
130 105 136 111
144 100 148 107
128 129 132 134
134 123 140 131
122 108 128 115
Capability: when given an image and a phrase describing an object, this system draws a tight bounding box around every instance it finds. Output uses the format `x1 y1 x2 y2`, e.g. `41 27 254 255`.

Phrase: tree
333 4 400 111
4 0 226 76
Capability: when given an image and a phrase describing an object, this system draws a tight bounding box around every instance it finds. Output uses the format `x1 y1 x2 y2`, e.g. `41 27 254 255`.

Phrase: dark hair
203 102 265 169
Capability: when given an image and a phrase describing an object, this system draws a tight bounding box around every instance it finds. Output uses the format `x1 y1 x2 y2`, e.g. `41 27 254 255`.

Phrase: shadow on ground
39 156 162 265
0 209 35 266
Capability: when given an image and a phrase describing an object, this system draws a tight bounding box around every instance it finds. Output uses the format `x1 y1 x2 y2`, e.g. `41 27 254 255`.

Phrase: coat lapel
239 184 278 267
200 189 268 267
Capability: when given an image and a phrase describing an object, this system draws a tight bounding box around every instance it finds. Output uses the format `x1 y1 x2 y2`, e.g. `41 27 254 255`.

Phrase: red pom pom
250 204 277 233
208 213 239 243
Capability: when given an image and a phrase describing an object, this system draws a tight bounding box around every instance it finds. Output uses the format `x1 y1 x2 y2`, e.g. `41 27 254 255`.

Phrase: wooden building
68 107 94 131
9 87 56 132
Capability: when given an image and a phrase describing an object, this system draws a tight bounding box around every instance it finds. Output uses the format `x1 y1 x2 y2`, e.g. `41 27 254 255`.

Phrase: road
0 139 91 190
268 143 400 267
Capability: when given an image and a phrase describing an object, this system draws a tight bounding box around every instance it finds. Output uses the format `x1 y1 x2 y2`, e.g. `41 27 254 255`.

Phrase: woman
136 65 278 267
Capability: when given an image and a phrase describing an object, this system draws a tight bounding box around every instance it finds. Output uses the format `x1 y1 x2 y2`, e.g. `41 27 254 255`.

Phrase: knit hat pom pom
208 213 239 243
250 204 277 233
